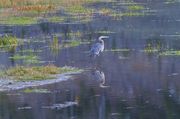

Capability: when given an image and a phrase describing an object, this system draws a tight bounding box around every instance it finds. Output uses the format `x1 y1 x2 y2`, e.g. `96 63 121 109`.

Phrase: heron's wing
90 43 103 55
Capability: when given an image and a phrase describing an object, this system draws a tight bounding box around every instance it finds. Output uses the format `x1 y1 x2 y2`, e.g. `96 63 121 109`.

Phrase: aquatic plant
121 12 146 17
10 54 40 64
144 38 165 53
50 35 60 55
65 4 94 15
128 5 144 11
159 50 180 56
1 65 81 80
17 49 42 53
9 49 41 64
48 16 65 23
0 35 18 51
144 43 159 53
51 36 60 49
23 88 51 93
0 16 37 25
98 8 114 16
62 40 81 48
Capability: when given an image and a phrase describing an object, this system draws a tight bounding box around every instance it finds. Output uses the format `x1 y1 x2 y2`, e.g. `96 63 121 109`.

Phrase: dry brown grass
13 5 54 12
0 0 97 8
0 0 48 8
0 0 100 24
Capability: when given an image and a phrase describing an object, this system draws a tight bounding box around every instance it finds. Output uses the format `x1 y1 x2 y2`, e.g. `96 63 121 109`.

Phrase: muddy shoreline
0 72 81 92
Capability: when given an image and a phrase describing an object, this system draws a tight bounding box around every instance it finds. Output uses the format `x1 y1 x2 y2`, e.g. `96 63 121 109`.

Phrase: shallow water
0 1 180 119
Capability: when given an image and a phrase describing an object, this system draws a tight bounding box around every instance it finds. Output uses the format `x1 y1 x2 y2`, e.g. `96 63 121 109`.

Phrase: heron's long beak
99 36 109 40
102 36 109 39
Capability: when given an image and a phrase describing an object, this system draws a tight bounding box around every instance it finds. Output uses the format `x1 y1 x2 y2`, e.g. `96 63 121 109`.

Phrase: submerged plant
144 38 165 53
9 48 41 65
50 36 60 55
9 54 40 64
51 36 60 49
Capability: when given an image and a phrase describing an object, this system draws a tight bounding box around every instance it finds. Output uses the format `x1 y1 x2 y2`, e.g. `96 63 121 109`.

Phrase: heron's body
90 42 104 56
90 36 108 57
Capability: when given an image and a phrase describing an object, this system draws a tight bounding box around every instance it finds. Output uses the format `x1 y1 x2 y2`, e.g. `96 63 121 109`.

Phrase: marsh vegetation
0 0 180 119
0 65 81 80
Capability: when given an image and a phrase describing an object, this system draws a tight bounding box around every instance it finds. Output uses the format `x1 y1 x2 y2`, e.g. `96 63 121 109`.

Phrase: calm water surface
0 1 180 119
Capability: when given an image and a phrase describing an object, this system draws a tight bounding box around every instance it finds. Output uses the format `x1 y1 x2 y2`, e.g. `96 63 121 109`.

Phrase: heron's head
98 36 109 44
98 36 109 40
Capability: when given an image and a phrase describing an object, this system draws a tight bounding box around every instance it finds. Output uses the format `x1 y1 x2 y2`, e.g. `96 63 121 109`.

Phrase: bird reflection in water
90 68 110 119
91 69 110 88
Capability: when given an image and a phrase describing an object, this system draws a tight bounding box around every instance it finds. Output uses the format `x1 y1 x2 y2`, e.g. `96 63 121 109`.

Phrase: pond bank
0 71 81 92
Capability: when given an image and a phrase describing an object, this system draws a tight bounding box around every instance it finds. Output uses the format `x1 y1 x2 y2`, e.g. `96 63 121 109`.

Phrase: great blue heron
90 36 109 57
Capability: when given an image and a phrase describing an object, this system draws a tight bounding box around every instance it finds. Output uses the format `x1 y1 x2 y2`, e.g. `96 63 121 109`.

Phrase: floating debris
125 106 135 109
156 89 163 92
18 106 32 110
111 113 121 116
168 73 179 77
94 94 100 97
42 101 78 110
118 56 129 60
105 49 130 52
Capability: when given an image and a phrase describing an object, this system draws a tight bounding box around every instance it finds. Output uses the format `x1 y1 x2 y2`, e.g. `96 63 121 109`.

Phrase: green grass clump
159 50 180 56
10 49 42 64
1 65 81 80
23 88 51 93
0 35 18 51
121 12 146 17
144 44 159 53
9 54 40 64
128 5 144 11
9 54 38 60
51 36 60 49
51 38 81 49
65 40 81 47
65 5 94 14
0 16 37 25
17 49 42 53
48 16 65 23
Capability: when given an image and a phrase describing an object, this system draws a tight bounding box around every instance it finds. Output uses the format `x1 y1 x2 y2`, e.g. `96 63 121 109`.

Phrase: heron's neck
98 38 104 44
